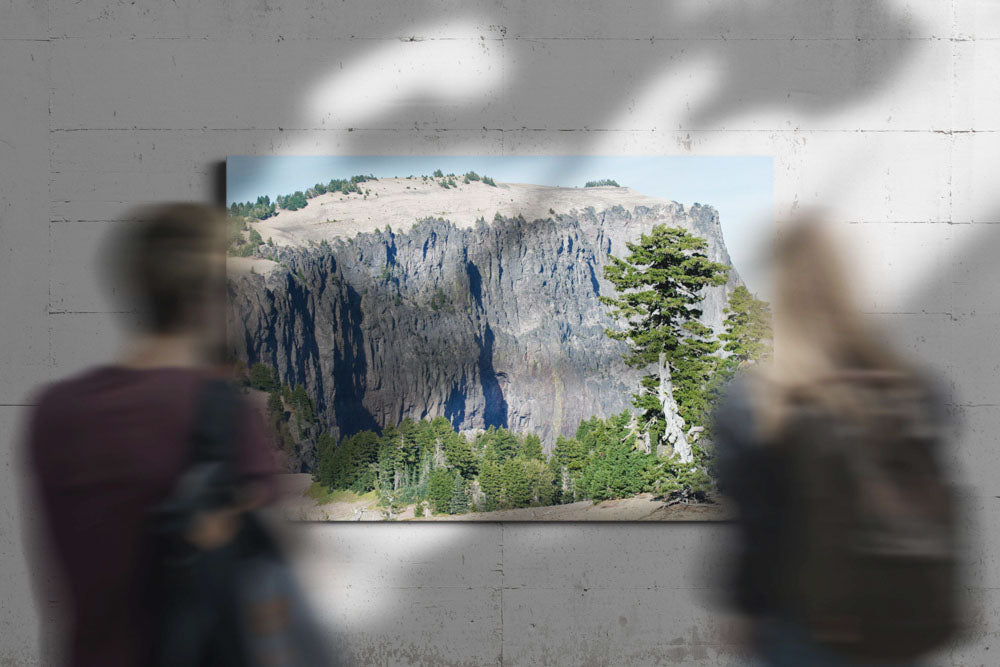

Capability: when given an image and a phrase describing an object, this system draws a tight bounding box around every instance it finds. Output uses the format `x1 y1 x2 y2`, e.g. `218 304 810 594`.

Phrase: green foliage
500 458 533 508
553 434 585 501
249 363 275 391
429 287 449 312
601 225 730 436
433 169 444 178
443 430 478 479
316 430 379 493
413 501 425 518
520 433 544 461
304 481 337 505
449 475 469 514
720 285 773 371
478 454 503 511
675 285 774 434
427 468 453 514
576 415 652 501
475 427 521 463
290 385 315 423
464 171 481 182
247 227 263 246
229 195 276 221
226 216 259 256
482 176 496 187
584 179 620 187
277 191 308 211
524 457 557 506
267 389 284 417
647 458 712 499
305 392 722 513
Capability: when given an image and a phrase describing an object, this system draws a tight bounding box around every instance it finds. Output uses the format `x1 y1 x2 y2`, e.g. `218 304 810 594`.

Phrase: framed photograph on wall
225 156 772 521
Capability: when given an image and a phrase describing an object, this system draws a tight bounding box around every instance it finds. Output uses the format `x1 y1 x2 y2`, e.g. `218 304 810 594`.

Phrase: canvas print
225 156 773 521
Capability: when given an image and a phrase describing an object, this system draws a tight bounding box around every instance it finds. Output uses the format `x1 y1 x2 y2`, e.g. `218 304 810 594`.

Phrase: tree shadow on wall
224 2 1000 664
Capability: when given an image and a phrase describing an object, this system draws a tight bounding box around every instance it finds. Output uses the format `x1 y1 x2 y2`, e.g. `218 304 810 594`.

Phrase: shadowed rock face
227 203 738 459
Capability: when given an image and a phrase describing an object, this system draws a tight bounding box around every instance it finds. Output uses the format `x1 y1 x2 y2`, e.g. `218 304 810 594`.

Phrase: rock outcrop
227 197 739 464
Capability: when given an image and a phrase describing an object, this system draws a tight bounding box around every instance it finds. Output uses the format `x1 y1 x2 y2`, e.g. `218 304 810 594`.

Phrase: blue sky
227 155 773 296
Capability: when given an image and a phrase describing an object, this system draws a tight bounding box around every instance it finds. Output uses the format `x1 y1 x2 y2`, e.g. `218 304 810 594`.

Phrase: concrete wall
2 1 999 664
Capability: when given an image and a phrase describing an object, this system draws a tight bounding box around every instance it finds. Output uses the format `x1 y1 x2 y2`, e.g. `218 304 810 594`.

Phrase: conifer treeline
227 170 500 222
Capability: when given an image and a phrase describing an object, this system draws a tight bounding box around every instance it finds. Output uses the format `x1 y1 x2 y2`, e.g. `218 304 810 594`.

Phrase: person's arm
185 395 278 550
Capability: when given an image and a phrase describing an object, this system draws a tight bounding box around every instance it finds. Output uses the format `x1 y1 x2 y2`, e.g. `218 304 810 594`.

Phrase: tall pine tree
719 285 773 372
601 225 729 462
448 475 469 514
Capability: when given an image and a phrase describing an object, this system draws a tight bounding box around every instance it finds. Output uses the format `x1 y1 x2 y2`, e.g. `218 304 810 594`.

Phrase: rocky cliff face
227 201 739 461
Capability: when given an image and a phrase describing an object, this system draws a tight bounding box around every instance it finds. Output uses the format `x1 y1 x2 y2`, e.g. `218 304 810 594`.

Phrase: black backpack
146 379 336 666
778 371 962 661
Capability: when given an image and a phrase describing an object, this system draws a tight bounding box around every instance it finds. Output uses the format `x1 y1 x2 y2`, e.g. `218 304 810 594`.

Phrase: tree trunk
629 411 652 455
657 353 693 463
433 438 446 468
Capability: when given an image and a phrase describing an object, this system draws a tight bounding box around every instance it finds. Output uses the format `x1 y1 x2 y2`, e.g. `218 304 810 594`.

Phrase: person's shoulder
28 366 114 415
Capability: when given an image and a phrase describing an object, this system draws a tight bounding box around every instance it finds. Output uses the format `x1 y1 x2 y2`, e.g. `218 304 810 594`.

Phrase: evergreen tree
448 475 469 514
478 452 503 511
290 385 315 422
523 458 556 506
249 363 274 391
493 428 520 462
576 418 651 501
601 225 729 462
376 429 397 500
520 433 544 460
266 389 283 417
719 285 773 371
553 435 586 501
398 418 421 476
314 431 339 489
427 468 453 514
443 431 478 479
501 458 532 508
546 454 565 504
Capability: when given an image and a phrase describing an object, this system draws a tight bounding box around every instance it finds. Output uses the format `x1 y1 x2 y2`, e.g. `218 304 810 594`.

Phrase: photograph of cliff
225 156 773 521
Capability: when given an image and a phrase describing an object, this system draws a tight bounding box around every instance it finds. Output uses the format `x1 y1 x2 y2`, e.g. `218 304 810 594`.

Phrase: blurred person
24 204 328 666
713 218 963 666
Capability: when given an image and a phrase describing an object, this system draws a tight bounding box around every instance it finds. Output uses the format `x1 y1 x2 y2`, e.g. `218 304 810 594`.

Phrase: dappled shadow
232 2 988 663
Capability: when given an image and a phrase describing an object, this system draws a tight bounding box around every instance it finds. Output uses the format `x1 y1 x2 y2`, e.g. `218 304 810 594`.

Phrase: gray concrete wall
2 1 999 664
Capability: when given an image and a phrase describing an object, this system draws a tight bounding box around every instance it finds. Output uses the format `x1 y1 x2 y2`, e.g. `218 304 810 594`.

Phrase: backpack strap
188 378 242 507
151 379 241 536
191 379 239 462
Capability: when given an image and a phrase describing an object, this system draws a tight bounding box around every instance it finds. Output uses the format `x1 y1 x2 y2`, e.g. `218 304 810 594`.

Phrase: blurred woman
714 218 962 666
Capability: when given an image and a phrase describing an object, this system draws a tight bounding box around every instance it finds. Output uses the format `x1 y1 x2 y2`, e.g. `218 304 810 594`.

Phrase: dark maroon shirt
27 366 276 667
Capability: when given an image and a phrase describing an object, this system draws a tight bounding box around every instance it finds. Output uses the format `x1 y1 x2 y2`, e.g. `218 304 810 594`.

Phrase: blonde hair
752 216 914 437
